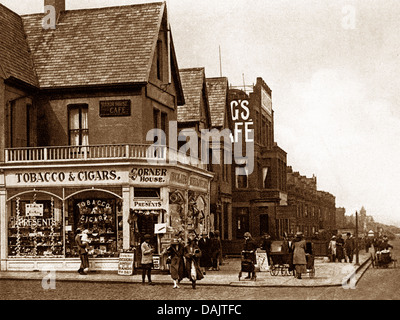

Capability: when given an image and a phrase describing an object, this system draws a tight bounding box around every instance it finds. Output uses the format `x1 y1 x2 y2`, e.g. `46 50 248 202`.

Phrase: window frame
68 104 89 146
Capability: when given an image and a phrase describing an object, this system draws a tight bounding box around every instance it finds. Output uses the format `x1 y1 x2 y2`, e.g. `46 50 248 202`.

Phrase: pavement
0 252 372 288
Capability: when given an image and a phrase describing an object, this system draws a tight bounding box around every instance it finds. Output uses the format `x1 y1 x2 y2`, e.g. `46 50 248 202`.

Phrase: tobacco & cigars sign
6 169 124 187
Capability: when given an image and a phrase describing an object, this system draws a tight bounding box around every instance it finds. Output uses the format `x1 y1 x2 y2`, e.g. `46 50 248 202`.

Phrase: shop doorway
137 213 159 245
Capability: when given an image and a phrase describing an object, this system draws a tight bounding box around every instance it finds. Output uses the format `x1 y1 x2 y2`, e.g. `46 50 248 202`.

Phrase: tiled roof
206 77 229 128
0 4 38 87
178 67 207 123
21 2 165 88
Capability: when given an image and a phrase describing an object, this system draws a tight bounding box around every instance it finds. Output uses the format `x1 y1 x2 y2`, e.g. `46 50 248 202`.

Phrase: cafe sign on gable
99 100 131 117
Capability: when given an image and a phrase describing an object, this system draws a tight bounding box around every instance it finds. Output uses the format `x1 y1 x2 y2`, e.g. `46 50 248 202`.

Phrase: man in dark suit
75 228 89 275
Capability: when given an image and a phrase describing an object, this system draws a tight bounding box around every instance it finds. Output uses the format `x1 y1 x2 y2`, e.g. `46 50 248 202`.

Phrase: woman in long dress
184 233 203 289
166 238 185 288
328 236 337 262
292 232 307 279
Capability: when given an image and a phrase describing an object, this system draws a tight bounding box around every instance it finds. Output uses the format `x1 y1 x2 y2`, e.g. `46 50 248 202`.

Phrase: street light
355 210 360 266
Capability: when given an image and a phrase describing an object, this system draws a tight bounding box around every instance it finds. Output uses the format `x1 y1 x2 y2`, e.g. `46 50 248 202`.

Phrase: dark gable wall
36 89 146 147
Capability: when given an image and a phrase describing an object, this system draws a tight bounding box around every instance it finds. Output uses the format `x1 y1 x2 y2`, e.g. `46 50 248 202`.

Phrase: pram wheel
270 265 279 276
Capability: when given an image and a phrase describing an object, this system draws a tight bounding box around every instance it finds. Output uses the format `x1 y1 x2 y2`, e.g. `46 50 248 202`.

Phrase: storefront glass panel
65 192 122 258
8 193 63 257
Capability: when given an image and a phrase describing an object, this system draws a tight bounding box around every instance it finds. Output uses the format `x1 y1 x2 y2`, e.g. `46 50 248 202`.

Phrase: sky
2 0 400 227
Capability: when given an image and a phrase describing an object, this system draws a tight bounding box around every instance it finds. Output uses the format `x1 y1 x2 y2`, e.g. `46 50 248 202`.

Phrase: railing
4 144 208 170
5 144 165 162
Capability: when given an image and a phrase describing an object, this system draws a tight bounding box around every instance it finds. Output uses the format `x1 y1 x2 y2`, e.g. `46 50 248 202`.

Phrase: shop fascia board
0 160 214 175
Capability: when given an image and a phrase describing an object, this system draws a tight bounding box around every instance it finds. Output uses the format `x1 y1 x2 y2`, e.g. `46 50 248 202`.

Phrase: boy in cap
141 234 155 285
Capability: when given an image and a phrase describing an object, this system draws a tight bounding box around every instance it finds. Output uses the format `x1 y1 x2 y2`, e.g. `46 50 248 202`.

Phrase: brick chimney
44 0 65 19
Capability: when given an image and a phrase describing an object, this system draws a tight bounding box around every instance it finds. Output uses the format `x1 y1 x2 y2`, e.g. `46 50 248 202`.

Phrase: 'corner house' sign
99 100 131 117
129 168 167 183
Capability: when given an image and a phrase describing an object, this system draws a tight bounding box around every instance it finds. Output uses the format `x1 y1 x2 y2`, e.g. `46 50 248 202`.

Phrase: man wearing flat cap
75 227 89 275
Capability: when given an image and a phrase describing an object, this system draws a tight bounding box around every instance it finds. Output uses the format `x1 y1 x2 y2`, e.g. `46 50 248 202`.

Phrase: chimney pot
44 0 65 18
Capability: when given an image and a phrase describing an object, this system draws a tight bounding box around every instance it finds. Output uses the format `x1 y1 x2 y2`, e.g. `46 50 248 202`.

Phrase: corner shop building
0 2 212 271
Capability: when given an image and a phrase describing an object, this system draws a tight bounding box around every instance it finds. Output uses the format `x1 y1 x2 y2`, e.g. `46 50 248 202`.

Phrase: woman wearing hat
184 233 203 289
242 232 258 280
328 236 337 262
292 232 307 279
166 238 185 288
141 234 155 285
198 232 212 274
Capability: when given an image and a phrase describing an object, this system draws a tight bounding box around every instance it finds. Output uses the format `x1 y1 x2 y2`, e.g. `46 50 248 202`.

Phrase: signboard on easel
255 249 269 272
118 252 135 275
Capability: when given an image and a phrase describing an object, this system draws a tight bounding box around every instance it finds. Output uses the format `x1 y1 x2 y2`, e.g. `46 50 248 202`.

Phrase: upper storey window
69 104 89 146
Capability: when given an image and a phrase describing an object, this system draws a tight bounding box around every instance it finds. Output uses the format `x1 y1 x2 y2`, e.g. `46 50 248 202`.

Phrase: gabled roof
21 2 166 89
0 4 38 87
178 67 210 125
206 77 231 129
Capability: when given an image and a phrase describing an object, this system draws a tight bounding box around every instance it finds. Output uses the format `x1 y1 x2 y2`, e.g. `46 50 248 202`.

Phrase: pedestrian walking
166 238 185 288
184 233 203 289
141 234 155 285
210 232 222 271
260 233 272 256
328 236 337 262
197 231 212 274
292 232 307 279
344 232 355 263
75 228 89 275
366 231 378 263
242 232 257 280
214 230 224 267
336 234 345 262
379 235 393 251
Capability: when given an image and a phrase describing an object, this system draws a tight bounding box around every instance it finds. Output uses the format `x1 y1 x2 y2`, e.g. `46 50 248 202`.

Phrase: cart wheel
280 266 288 276
270 265 279 276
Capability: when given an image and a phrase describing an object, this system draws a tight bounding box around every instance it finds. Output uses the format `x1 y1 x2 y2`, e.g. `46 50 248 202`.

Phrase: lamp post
355 210 360 266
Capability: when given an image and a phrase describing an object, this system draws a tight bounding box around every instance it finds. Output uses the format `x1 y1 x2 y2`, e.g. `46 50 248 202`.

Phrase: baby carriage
238 250 256 281
269 252 293 276
374 249 397 268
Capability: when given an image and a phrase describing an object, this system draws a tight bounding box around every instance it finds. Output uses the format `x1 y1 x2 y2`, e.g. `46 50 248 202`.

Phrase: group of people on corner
328 233 356 263
328 232 394 264
364 233 393 263
241 231 310 280
143 231 223 289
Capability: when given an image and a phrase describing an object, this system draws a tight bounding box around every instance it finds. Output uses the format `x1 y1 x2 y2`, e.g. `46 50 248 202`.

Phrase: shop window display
8 195 63 257
65 197 122 258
